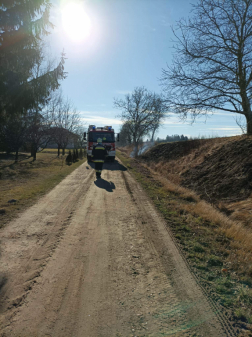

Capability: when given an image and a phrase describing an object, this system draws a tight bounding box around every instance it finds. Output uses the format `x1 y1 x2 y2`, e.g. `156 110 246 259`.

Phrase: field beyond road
0 150 85 227
0 159 233 337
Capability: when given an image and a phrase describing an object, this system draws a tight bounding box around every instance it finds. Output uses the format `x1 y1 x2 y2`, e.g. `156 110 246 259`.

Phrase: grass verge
0 150 86 227
117 150 252 336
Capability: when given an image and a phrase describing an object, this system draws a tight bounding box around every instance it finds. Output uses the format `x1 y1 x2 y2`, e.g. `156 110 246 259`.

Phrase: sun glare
61 2 92 43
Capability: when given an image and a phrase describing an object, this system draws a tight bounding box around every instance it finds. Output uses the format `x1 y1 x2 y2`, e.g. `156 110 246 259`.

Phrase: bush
207 256 223 267
66 150 73 165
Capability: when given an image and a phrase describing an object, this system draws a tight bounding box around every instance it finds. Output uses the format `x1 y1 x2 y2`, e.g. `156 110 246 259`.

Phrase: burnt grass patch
117 150 252 336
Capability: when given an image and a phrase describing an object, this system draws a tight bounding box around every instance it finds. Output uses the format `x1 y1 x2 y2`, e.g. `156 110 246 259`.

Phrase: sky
46 0 244 139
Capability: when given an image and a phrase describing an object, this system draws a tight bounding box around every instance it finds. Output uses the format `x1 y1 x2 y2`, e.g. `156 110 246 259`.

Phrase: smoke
130 147 137 158
130 142 155 157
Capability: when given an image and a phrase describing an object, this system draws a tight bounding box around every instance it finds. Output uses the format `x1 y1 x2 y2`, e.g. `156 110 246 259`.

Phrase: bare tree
161 0 252 135
149 95 166 142
114 87 166 155
27 109 53 160
51 92 80 156
75 125 87 150
118 122 133 146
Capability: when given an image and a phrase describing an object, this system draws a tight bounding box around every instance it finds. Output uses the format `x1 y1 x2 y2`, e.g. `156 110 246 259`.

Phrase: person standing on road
91 138 108 179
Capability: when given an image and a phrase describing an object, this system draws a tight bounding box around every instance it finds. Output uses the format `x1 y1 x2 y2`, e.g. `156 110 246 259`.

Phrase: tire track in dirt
0 163 94 328
0 159 234 336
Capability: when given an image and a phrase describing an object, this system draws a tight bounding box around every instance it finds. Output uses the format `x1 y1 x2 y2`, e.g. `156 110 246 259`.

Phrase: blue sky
47 0 244 139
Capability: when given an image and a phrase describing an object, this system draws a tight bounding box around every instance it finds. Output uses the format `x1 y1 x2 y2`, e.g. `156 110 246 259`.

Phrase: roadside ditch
117 149 252 337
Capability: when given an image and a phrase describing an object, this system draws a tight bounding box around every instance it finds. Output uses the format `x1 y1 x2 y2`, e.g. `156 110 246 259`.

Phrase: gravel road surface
0 160 233 336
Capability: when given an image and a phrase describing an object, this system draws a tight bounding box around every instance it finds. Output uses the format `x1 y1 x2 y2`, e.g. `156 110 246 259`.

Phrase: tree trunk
62 148 65 155
134 143 139 157
15 149 18 163
58 146 60 157
151 129 155 142
246 112 252 135
133 136 138 157
31 143 37 161
241 90 252 135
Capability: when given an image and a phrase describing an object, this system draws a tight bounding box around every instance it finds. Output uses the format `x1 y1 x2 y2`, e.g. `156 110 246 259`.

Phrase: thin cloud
80 110 114 115
80 115 122 126
207 111 238 117
162 115 208 125
209 127 240 131
163 119 185 125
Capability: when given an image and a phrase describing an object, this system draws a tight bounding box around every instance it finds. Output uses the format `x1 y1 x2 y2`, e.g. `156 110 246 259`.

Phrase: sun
61 2 92 43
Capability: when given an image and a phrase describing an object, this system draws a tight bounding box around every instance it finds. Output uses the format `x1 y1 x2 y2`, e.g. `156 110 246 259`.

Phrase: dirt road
0 160 234 336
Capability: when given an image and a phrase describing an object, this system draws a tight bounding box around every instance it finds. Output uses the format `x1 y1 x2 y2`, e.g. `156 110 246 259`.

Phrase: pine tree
0 0 66 121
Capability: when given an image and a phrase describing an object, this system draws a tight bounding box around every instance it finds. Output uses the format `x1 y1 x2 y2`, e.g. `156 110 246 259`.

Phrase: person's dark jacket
92 144 108 162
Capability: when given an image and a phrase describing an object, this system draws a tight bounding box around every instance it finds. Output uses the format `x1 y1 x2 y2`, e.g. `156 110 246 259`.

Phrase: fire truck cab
85 125 118 162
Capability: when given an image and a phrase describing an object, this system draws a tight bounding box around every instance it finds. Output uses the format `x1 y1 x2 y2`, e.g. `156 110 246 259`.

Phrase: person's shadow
94 178 116 192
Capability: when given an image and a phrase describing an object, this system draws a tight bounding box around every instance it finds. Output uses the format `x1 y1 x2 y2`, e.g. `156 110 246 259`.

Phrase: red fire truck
84 125 119 162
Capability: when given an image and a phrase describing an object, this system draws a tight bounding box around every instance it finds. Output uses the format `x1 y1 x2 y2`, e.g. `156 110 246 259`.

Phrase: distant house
46 127 79 149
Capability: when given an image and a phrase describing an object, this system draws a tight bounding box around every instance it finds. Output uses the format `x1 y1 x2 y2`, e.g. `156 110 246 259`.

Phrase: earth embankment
140 136 252 224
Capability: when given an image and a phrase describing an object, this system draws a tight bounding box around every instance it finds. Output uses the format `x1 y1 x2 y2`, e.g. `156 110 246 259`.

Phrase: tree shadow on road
0 273 8 302
94 178 116 192
104 160 127 171
88 160 127 172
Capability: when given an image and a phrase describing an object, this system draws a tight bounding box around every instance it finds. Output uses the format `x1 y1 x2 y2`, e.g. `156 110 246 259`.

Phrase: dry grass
40 148 59 154
147 137 238 185
138 156 252 276
118 145 135 157
118 148 252 329
137 136 252 273
227 198 252 226
0 150 85 227
141 162 199 201
118 149 252 327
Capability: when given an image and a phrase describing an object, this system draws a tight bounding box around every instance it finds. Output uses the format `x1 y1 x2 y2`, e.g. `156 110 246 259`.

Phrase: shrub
66 150 73 165
207 256 223 267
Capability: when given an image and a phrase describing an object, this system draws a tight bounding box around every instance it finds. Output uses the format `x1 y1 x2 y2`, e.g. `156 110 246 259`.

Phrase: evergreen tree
0 0 66 122
0 114 29 162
